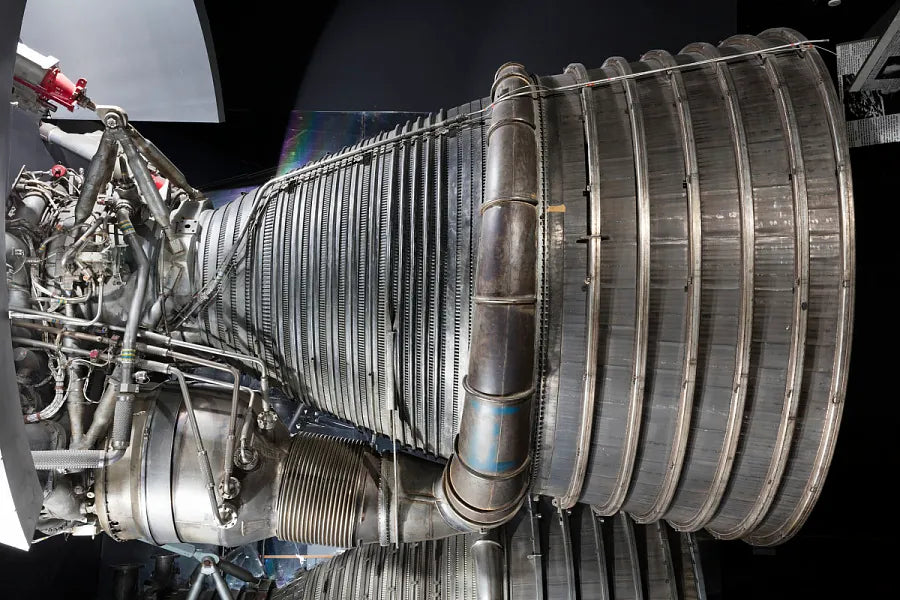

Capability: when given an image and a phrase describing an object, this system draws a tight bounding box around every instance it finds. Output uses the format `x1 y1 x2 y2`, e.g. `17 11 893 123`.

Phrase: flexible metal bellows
192 28 853 544
275 433 378 548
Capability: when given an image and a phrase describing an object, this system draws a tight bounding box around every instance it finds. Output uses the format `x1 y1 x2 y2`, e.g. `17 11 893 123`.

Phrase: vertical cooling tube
443 63 539 528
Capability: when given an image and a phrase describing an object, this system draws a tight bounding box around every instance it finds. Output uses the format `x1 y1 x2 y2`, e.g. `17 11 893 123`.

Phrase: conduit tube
443 63 539 528
117 134 183 254
74 127 117 223
30 210 149 469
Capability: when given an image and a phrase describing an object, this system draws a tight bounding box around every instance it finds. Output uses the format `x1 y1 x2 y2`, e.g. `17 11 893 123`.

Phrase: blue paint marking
464 414 519 473
470 397 522 415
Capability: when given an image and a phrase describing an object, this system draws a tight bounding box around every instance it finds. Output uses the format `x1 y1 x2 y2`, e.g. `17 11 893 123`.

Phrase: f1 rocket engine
5 28 853 595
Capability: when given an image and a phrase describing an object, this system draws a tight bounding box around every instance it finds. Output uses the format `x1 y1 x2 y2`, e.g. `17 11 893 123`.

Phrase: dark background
4 0 899 597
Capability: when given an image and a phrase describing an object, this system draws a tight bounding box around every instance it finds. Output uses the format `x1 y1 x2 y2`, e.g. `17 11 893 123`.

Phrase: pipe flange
441 464 526 530
257 410 277 431
233 447 260 471
218 477 241 501
217 502 238 529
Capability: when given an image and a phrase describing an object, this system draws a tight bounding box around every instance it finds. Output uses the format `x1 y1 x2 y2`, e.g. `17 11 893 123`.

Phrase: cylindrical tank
95 388 289 546
186 29 853 544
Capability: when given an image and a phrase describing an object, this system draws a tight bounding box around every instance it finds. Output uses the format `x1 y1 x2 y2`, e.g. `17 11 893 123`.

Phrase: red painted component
13 67 87 112
50 164 67 178
152 174 167 190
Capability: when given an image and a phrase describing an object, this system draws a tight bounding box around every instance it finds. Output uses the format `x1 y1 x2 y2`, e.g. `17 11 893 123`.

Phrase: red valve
50 164 67 178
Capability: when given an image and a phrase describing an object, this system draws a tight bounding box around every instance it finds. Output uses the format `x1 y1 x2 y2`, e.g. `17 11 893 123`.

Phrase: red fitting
152 174 167 190
50 164 67 178
14 67 87 112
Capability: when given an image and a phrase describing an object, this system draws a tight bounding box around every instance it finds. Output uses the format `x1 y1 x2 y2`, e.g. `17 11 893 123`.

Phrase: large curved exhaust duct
165 28 853 546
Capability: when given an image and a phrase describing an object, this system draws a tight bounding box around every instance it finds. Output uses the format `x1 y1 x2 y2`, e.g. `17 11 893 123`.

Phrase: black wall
293 0 736 111
723 1 898 598
132 0 737 190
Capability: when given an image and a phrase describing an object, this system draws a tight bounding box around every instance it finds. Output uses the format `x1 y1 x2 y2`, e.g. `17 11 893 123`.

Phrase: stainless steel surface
659 39 755 533
587 54 652 518
39 123 102 162
530 31 852 544
445 62 539 528
630 48 702 525
744 27 855 547
6 29 853 553
95 385 459 547
188 107 489 459
472 537 504 600
95 387 288 546
554 62 601 511
270 500 709 600
275 433 378 547
182 31 853 544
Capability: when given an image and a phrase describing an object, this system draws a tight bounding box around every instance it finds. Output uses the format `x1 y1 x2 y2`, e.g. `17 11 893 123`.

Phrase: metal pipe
134 342 242 496
31 288 93 304
171 366 243 495
5 233 32 310
59 215 105 274
117 132 183 254
73 368 120 450
74 127 117 223
23 366 65 423
39 122 102 163
65 370 86 446
31 428 126 469
209 567 233 600
118 328 271 411
9 280 104 326
11 320 111 344
472 537 504 600
216 559 257 583
185 572 204 600
28 213 148 469
108 209 149 455
443 63 539 529
15 191 49 228
176 371 259 464
64 306 86 446
29 360 127 469
11 337 116 363
126 126 204 200
116 208 148 369
169 367 228 528
238 389 257 463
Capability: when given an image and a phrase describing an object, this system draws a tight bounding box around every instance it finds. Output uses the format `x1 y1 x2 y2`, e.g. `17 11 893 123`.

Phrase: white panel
20 0 222 122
